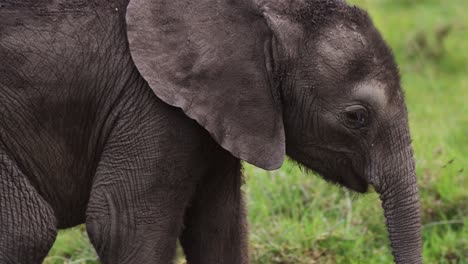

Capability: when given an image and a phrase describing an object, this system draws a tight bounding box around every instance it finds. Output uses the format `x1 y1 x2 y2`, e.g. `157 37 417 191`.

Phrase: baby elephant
0 0 421 263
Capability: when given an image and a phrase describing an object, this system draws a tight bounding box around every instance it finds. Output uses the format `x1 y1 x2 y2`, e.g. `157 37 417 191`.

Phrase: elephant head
125 0 422 262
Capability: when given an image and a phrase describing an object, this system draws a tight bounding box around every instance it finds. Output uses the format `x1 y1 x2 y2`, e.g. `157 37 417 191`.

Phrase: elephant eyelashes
344 105 369 128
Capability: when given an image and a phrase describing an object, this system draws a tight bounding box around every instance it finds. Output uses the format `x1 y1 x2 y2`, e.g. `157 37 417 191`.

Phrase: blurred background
45 0 467 263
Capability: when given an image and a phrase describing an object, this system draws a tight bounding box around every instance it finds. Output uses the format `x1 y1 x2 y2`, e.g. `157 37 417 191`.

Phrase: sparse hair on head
291 0 371 30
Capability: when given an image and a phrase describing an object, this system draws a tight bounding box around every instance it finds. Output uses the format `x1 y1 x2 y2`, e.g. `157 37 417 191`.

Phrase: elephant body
1 3 247 262
0 0 422 263
1 3 193 227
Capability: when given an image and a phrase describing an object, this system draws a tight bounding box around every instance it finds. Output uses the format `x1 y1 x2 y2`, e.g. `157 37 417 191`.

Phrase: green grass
45 0 467 263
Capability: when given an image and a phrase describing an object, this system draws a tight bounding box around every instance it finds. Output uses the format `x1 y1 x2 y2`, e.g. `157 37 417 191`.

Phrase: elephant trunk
372 142 422 263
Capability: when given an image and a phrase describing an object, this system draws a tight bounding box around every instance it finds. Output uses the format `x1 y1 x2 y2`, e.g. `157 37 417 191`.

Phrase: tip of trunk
377 173 422 263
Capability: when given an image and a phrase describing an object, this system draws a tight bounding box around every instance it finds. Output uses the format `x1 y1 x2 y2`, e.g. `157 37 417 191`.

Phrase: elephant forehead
314 23 367 78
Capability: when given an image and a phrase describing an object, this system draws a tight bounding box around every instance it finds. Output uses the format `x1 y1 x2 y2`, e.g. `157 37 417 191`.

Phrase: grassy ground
45 0 467 263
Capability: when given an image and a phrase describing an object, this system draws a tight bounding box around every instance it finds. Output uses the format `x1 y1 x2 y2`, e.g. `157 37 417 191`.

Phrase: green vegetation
45 0 467 263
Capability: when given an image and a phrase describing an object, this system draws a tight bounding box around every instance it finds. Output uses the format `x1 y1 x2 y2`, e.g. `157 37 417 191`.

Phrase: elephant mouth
307 164 368 193
286 147 368 193
340 168 368 193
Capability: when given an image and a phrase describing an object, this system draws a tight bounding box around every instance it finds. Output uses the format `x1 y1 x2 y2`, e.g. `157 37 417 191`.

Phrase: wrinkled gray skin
0 0 421 263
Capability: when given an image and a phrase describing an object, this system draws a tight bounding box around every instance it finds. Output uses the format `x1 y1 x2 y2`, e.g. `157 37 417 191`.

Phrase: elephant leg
85 100 205 264
0 153 57 264
85 145 201 263
179 151 249 264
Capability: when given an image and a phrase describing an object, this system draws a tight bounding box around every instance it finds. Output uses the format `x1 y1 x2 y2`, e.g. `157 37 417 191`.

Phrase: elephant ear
125 0 287 170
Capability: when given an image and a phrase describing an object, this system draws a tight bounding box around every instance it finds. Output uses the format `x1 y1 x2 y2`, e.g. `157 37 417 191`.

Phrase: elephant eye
344 105 369 128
